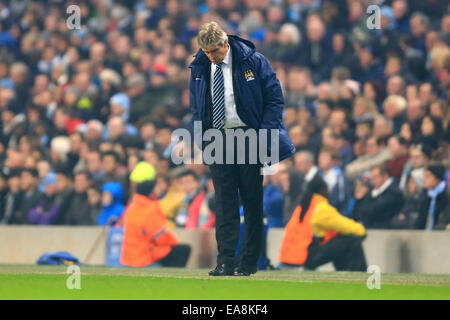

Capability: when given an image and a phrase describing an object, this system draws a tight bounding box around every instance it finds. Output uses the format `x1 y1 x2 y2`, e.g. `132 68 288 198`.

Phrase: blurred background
0 0 449 269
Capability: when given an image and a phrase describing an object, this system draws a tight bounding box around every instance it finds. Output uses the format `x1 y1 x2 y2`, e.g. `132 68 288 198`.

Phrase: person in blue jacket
97 182 125 226
189 21 295 276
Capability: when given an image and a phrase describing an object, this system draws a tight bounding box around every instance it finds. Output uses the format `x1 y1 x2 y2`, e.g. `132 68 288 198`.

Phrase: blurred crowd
0 0 449 230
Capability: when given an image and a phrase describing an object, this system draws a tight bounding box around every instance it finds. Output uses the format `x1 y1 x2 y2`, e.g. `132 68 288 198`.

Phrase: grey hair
197 21 228 49
411 12 430 27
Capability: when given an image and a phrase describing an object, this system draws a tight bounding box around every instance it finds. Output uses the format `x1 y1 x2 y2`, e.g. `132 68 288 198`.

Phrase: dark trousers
304 235 367 272
159 244 191 267
208 127 264 269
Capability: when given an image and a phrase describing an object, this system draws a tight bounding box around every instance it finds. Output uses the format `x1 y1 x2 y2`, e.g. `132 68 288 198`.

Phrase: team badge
244 69 255 81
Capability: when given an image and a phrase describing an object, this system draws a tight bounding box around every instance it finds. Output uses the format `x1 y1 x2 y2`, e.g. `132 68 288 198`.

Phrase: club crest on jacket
244 69 255 81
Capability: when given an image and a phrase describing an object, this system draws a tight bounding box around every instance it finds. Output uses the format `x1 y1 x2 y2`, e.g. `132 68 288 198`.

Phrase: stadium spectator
28 173 60 225
353 165 404 229
277 162 305 225
1 169 23 224
345 135 392 181
0 0 447 243
17 168 41 223
158 170 185 228
294 150 318 182
399 143 432 191
385 135 409 181
96 182 125 226
59 171 95 225
175 169 214 229
318 147 352 213
391 170 425 229
262 174 284 228
416 164 448 230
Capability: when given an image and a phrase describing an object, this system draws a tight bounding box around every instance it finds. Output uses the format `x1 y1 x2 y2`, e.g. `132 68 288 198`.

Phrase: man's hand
354 183 369 200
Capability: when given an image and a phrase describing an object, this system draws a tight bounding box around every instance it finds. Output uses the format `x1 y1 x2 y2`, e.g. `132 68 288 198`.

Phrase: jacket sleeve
143 204 179 246
152 227 179 246
311 202 366 237
255 53 284 130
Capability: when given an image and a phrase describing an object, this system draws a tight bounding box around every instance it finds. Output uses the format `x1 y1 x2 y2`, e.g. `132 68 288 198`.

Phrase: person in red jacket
120 180 191 267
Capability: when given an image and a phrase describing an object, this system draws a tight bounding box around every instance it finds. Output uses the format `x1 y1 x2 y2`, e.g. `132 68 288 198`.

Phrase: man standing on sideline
188 22 295 276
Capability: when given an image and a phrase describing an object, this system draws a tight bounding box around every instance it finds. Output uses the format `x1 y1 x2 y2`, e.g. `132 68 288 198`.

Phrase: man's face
102 155 117 174
370 168 388 189
424 170 440 189
410 148 427 169
366 137 380 156
179 175 199 195
318 152 333 172
294 154 312 174
202 39 229 65
20 172 36 191
74 174 90 194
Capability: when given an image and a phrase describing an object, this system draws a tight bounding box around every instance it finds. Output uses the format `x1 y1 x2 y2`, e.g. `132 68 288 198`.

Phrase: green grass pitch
0 265 449 300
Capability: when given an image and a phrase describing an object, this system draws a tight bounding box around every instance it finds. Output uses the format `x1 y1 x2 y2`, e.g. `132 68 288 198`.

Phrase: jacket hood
189 34 256 67
101 182 124 205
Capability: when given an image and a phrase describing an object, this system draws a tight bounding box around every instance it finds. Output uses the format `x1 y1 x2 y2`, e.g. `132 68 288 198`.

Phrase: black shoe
209 264 235 276
234 266 257 276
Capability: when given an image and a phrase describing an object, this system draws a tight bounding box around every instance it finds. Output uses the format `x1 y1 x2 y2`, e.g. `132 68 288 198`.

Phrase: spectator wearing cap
399 143 432 191
28 173 60 225
353 165 404 229
127 161 156 202
416 164 448 230
109 92 138 136
18 168 42 224
385 135 409 181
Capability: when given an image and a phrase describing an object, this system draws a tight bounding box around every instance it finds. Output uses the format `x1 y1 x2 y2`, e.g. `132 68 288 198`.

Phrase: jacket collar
371 177 394 198
132 194 154 206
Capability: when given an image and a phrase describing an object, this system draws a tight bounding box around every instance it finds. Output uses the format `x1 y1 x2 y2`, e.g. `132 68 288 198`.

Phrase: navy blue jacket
188 35 295 163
